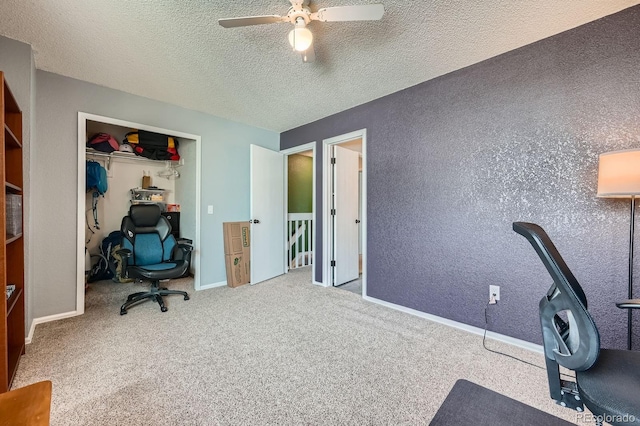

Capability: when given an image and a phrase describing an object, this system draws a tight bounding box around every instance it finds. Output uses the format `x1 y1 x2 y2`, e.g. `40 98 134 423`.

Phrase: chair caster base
120 280 189 315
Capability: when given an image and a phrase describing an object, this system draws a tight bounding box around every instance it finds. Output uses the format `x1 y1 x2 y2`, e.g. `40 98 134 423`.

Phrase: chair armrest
616 299 640 309
116 248 132 277
116 248 132 258
177 243 193 253
174 243 193 267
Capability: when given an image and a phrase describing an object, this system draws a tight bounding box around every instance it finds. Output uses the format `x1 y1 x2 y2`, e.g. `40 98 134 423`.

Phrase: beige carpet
13 267 577 425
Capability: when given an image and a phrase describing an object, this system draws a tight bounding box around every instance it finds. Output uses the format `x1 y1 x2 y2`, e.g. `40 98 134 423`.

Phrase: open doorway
281 142 317 284
323 130 366 296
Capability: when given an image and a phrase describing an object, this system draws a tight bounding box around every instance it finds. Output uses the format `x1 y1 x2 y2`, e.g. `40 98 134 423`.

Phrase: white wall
85 158 176 255
33 70 279 318
83 119 196 256
174 135 197 273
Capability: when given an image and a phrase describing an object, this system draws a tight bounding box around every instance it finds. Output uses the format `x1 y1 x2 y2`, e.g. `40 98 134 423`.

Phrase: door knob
251 219 261 224
355 219 360 224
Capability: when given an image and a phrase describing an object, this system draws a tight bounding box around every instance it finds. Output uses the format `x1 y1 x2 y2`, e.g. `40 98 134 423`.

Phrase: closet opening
76 113 202 315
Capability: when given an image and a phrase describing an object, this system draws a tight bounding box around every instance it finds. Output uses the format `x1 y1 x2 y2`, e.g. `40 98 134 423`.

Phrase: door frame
322 129 367 295
77 112 202 315
280 142 318 285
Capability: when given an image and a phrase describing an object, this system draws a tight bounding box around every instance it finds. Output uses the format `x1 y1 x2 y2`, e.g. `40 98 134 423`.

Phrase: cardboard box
223 222 244 254
225 254 248 288
223 222 251 287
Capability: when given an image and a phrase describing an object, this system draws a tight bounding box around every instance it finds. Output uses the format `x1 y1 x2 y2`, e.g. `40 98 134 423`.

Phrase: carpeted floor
13 267 578 425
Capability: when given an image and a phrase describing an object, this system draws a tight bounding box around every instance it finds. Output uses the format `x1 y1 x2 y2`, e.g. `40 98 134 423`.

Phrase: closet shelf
86 148 184 170
6 234 22 245
6 287 22 317
131 188 170 193
5 182 21 192
4 125 21 149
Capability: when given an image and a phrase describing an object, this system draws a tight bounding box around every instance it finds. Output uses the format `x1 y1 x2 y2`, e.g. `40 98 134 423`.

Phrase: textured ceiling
0 0 638 132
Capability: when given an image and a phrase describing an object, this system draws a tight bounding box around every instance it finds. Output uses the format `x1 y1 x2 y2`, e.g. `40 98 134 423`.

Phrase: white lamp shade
597 149 640 198
288 27 313 52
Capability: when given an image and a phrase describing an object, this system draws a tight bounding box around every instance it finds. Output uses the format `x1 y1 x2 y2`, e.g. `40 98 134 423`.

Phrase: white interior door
250 145 285 285
333 145 360 285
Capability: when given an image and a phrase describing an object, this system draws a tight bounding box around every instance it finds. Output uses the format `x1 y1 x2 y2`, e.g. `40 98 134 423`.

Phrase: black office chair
119 204 192 315
513 222 640 425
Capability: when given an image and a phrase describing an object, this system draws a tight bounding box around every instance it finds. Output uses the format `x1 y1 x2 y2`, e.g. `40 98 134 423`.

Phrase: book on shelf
6 284 16 299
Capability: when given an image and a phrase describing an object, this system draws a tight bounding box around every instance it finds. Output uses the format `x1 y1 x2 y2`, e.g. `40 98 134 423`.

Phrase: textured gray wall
34 71 278 318
281 6 640 349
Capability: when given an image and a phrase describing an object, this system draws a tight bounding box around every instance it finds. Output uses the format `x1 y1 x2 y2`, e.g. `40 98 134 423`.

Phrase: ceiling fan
219 0 385 63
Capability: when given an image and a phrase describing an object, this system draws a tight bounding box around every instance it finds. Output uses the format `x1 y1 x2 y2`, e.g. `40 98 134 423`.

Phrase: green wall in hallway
288 154 312 213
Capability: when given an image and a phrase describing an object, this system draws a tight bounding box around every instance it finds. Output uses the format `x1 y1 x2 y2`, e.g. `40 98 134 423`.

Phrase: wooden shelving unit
0 72 25 393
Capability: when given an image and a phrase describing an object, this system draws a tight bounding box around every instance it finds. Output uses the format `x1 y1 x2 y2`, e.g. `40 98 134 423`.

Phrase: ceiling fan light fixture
219 2 386 62
288 26 313 52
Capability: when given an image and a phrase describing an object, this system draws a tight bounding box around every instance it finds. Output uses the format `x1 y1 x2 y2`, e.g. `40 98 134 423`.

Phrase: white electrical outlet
489 285 500 304
207 205 213 215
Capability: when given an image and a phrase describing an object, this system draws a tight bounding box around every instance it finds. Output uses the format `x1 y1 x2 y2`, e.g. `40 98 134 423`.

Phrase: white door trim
280 142 317 285
332 145 360 285
322 129 367 296
77 112 202 317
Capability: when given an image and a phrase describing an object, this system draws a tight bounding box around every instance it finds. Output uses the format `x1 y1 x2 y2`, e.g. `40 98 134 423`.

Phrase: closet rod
85 148 184 171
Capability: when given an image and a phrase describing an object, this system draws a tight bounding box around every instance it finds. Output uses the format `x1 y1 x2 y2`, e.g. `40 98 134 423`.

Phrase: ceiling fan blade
218 15 286 28
312 4 385 22
302 46 315 63
289 0 309 11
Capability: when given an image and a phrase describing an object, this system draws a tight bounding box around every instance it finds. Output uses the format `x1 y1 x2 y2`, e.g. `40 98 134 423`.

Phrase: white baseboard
26 279 228 343
362 295 543 354
26 310 81 344
312 280 325 287
198 280 227 291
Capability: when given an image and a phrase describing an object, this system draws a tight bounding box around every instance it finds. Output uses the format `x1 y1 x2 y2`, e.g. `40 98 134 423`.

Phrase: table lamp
597 148 640 350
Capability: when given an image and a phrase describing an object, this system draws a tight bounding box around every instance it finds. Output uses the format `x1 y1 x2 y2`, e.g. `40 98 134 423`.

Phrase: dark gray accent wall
281 5 640 349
